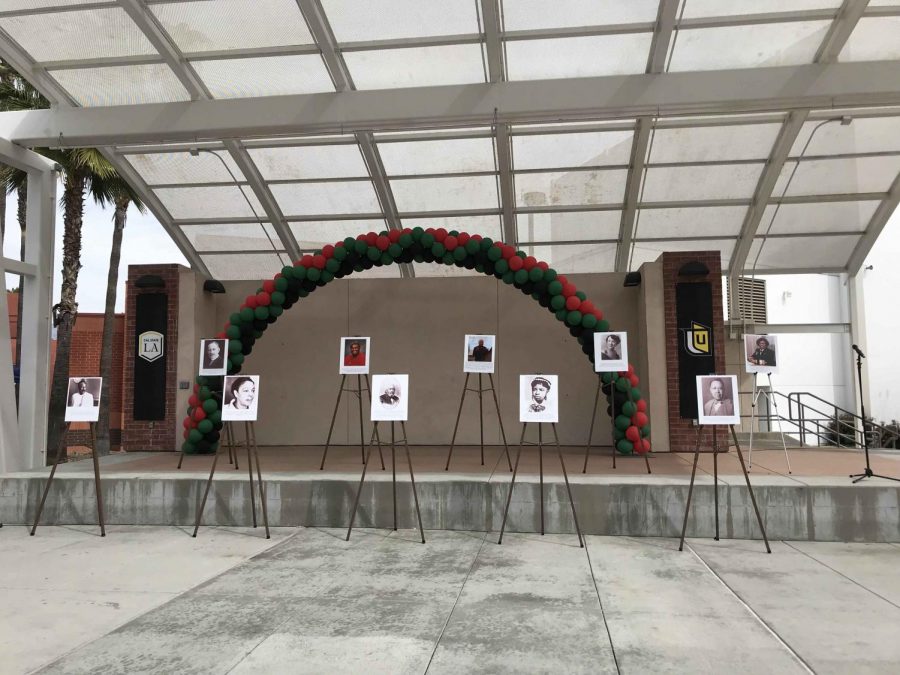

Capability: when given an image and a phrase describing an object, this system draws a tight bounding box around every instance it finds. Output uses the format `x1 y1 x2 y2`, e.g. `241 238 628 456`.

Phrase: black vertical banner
676 282 716 419
133 293 167 420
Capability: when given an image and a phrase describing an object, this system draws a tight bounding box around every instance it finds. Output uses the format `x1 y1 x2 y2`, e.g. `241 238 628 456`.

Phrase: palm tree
89 172 145 456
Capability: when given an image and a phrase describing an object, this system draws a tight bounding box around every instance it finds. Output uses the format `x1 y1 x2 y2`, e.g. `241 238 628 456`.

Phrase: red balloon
523 256 537 270
457 232 470 246
557 274 568 286
636 399 647 412
625 426 641 443
537 261 549 270
444 235 458 251
592 309 604 320
356 233 367 241
562 282 576 298
193 383 200 393
312 254 326 269
216 331 226 339
183 429 190 439
501 245 515 260
188 394 200 408
365 231 378 246
322 244 335 258
471 233 482 242
183 416 192 429
193 407 207 422
262 279 276 294
508 255 524 271
301 254 314 267
256 291 271 307
434 228 448 242
565 295 581 311
627 363 635 373
580 300 595 314
628 373 639 387
334 241 345 250
375 235 390 251
633 412 649 428
401 227 412 236
641 439 651 453
388 230 401 243
245 295 258 309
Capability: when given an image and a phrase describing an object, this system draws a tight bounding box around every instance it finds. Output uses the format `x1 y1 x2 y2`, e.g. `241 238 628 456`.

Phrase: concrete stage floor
2 525 899 674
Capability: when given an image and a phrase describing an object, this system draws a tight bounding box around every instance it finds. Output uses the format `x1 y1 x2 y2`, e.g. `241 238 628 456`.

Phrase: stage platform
2 445 898 542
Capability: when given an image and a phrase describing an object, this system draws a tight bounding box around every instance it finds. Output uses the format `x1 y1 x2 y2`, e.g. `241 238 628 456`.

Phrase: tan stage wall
178 271 671 449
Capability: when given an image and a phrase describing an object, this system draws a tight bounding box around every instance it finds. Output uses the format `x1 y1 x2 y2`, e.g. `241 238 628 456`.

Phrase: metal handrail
776 390 893 448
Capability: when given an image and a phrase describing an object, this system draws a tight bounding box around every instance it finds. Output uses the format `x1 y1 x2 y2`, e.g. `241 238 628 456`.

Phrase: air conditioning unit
727 276 767 323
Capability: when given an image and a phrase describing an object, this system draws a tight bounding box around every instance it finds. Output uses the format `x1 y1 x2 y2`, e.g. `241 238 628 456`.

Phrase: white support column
847 271 869 417
0 254 21 472
15 167 57 470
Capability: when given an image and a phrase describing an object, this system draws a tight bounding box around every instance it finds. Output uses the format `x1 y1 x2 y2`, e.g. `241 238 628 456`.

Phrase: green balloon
377 254 391 266
431 242 446 258
228 339 242 355
366 247 380 261
596 319 610 332
182 441 195 454
388 243 402 259
231 352 244 365
502 271 515 285
275 277 289 292
354 239 368 255
253 329 264 339
270 305 284 317
616 377 630 392
601 372 614 384
622 401 637 417
514 269 529 285
325 259 340 273
613 427 626 441
544 268 558 282
528 267 544 282
548 280 563 295
494 258 509 275
189 429 203 443
465 239 480 255
442 252 455 265
420 232 435 247
565 310 582 326
270 291 285 306
641 424 651 438
576 290 587 301
487 246 502 262
399 233 413 248
453 246 467 262
226 325 240 339
480 237 494 251
615 415 631 431
616 439 634 454
229 312 242 325
581 313 597 329
198 419 213 434
343 236 356 249
254 306 269 320
550 295 566 311
239 307 254 323
632 387 642 400
411 226 424 241
555 308 568 322
210 410 222 424
198 386 211 400
333 246 348 261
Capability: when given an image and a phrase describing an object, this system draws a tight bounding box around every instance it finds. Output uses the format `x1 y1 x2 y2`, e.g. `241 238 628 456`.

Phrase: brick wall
121 265 182 451
662 252 726 453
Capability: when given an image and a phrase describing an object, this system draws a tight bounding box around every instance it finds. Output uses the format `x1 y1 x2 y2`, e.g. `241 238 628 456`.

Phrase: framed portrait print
222 374 260 422
340 336 370 374
371 374 409 422
519 374 559 424
744 334 779 375
594 332 628 373
199 338 228 376
65 377 102 422
696 374 740 425
464 334 495 373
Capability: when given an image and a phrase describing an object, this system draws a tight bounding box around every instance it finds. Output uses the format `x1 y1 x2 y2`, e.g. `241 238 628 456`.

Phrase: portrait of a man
370 374 409 421
199 338 228 376
519 374 559 423
64 377 102 422
744 334 779 375
340 336 371 374
464 334 496 373
593 332 628 373
696 375 740 425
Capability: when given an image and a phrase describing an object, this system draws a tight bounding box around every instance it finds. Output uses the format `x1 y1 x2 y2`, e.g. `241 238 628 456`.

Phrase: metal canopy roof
1 0 899 283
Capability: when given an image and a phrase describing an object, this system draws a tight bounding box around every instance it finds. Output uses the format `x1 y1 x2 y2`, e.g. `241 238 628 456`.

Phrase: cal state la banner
133 293 167 420
675 282 715 418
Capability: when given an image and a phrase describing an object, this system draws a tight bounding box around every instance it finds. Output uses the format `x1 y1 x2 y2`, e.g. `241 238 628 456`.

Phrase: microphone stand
849 346 898 484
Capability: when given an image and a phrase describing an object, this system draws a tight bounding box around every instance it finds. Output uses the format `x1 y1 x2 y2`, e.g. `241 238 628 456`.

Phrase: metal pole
89 423 106 537
245 421 257 528
729 425 772 553
364 375 385 470
488 373 512 471
229 422 239 470
767 373 792 474
679 426 703 551
320 374 346 470
538 423 544 536
478 373 485 466
401 421 425 543
192 423 224 537
712 426 719 541
498 425 527 544
30 422 70 535
346 424 376 541
551 423 583 548
249 422 270 539
392 421 397 531
582 376 601 473
444 373 469 470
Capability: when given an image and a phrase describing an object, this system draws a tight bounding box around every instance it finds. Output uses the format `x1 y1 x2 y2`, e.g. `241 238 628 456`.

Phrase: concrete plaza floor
1 526 899 674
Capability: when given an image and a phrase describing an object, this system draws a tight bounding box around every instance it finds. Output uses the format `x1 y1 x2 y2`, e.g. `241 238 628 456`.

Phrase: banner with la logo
133 293 168 420
675 282 716 419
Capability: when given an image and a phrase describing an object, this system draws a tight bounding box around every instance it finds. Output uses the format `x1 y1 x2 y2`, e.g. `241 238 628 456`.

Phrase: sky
3 182 899 422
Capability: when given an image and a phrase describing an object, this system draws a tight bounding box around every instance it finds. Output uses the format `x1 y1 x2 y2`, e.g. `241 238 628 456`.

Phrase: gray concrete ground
2 526 899 674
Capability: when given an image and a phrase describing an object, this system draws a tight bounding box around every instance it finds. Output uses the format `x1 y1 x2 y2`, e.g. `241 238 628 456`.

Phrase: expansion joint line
582 540 621 674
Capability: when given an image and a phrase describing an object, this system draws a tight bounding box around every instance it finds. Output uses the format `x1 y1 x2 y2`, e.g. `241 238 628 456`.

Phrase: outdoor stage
1 445 898 542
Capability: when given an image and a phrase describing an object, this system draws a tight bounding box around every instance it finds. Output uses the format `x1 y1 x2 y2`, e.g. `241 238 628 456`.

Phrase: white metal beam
0 252 21 473
815 0 871 62
846 172 900 274
4 61 898 148
0 257 37 276
0 137 56 173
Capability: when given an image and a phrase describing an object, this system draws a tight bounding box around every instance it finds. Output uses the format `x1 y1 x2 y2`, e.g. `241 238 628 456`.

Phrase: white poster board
222 375 260 421
199 338 228 376
371 374 409 422
65 377 102 422
464 334 495 373
744 334 779 375
593 332 628 373
696 374 740 425
339 336 371 374
519 374 559 423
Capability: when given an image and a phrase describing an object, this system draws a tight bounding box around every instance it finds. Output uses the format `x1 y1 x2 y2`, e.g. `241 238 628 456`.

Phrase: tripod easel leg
582 377 601 474
391 422 397 531
245 422 257 528
713 426 719 541
730 426 771 553
551 424 583 548
538 423 544 536
498 425 527 544
767 374 792 474
192 428 225 538
401 422 425 544
249 422 269 539
678 426 703 552
346 425 377 541
89 423 106 537
227 423 238 471
444 374 469 471
320 375 346 470
478 373 485 466
30 423 70 536
488 374 512 471
363 374 384 470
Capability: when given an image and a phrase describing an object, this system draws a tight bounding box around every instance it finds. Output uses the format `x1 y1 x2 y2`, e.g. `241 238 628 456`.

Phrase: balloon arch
183 227 651 456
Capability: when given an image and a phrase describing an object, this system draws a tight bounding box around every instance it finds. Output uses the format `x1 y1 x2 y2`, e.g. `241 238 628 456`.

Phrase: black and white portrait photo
593 332 628 373
744 334 779 375
370 374 409 422
222 374 260 422
64 377 102 422
519 374 559 423
464 334 495 373
199 338 228 376
696 374 740 426
339 336 370 375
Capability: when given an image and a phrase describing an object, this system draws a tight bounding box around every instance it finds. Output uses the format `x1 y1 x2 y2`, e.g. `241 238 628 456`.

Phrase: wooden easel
583 375 651 474
192 421 269 538
31 422 105 536
498 423 583 548
678 424 770 553
444 372 512 471
346 421 425 543
177 421 240 470
320 373 384 471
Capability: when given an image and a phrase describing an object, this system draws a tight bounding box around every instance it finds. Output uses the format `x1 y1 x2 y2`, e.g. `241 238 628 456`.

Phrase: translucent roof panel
181 223 280 252
151 0 313 53
516 211 621 243
840 17 900 62
289 220 387 248
668 22 832 72
505 34 652 81
248 145 369 180
772 156 900 197
790 116 900 156
378 138 496 176
391 176 498 212
515 170 628 207
400 215 502 241
124 151 242 186
512 131 634 170
344 45 485 89
634 206 748 239
270 182 382 217
533 243 617 273
630 239 736 270
641 164 764 202
759 201 878 236
502 0 660 30
747 235 862 270
649 124 783 163
681 0 841 18
154 186 264 220
322 0 480 42
50 64 191 107
0 8 156 62
192 55 335 99
201 253 286 280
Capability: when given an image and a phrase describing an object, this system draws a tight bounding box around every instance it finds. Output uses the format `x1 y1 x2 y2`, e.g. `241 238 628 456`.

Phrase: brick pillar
122 264 184 451
662 251 726 453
